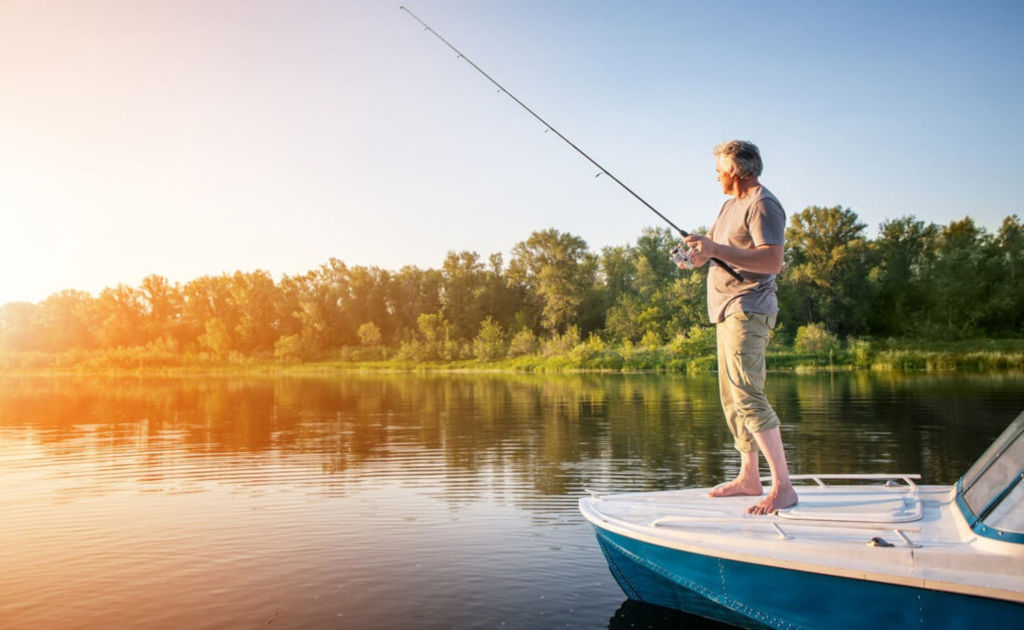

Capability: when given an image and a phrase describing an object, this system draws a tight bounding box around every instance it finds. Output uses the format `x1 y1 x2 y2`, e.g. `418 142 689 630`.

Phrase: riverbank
3 338 1023 375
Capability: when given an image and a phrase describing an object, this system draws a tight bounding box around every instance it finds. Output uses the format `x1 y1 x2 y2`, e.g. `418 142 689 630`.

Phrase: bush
794 323 839 354
542 326 581 357
473 317 507 360
848 337 873 368
639 330 662 349
274 334 309 362
669 325 717 357
508 328 539 357
569 333 607 362
357 322 383 347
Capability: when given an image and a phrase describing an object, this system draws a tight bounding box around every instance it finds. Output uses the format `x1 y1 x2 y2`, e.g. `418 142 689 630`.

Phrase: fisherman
680 140 798 515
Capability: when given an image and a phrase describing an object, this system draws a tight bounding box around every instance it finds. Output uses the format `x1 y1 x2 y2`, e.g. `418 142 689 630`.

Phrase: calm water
1 372 1021 629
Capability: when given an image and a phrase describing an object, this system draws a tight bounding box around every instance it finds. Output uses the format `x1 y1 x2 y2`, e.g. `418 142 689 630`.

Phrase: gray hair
713 140 763 179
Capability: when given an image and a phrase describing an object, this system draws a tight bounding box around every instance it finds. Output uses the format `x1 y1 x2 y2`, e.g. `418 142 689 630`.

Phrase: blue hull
594 526 1024 629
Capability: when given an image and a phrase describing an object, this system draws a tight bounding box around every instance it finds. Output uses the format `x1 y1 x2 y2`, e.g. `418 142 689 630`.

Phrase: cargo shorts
716 310 780 453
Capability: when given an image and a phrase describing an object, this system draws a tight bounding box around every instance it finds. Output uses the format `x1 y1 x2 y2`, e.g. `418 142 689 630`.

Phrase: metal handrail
764 473 921 490
648 514 921 533
646 514 922 547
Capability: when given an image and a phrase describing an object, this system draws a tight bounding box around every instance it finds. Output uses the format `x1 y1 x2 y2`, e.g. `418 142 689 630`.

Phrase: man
681 140 797 515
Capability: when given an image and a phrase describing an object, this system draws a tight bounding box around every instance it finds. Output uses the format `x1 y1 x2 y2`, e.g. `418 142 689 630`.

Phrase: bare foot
747 484 798 515
708 477 764 498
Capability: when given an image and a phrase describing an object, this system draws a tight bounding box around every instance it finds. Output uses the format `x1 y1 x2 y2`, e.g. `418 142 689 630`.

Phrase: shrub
668 325 716 358
542 326 581 357
357 322 383 347
794 323 839 354
508 328 539 357
848 337 873 368
569 333 607 362
473 317 507 361
274 334 308 362
639 330 662 349
403 313 466 361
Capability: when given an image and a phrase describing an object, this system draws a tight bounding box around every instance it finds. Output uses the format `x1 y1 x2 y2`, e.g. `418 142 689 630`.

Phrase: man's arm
683 234 783 274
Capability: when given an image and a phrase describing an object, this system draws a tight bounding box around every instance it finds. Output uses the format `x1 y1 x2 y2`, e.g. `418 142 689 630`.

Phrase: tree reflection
0 373 1017 512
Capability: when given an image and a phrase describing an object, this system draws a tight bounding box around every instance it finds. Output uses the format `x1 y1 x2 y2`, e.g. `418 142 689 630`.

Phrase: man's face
715 157 735 194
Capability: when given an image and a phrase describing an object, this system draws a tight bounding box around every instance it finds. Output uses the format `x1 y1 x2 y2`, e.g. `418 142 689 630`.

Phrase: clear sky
2 0 1022 305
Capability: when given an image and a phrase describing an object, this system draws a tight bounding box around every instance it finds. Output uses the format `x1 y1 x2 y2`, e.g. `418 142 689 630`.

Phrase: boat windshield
958 411 1024 539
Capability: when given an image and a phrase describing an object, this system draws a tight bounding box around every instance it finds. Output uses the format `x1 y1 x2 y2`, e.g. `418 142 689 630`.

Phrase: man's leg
708 315 764 498
707 445 763 497
747 426 798 514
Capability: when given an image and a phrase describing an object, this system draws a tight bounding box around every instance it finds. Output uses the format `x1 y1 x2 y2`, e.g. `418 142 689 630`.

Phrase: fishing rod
399 6 745 282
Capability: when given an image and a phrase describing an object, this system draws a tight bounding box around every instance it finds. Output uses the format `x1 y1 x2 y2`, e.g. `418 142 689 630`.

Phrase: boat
579 411 1024 629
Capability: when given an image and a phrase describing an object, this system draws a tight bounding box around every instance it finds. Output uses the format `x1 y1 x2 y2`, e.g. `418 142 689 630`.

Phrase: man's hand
683 234 716 267
683 235 784 275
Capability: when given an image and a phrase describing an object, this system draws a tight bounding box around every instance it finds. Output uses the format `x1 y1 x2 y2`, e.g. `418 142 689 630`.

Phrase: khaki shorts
716 311 780 452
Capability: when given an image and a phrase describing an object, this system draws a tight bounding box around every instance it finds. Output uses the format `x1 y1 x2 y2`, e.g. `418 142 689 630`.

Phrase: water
0 372 1020 629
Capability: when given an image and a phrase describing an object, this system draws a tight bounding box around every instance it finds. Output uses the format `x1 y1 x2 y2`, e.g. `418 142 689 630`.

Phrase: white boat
579 412 1024 629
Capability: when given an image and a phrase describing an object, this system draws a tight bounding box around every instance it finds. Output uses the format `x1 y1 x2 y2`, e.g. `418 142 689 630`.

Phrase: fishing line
399 6 744 282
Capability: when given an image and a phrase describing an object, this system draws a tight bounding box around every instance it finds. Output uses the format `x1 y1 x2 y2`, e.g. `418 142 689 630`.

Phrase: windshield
959 411 1024 537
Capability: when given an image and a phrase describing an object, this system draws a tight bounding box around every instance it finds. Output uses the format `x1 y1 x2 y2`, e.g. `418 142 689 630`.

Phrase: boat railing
768 473 921 490
586 475 921 502
645 514 922 547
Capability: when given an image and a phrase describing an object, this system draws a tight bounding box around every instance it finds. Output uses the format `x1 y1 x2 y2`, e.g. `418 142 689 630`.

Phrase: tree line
1 207 1022 363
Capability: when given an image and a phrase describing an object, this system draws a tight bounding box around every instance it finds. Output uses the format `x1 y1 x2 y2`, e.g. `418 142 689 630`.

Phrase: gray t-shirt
705 185 786 323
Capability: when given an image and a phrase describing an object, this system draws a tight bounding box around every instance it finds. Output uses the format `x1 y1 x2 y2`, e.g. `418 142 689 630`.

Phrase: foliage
542 325 581 357
2 210 1023 371
782 205 869 336
507 328 539 357
472 317 507 361
357 322 383 347
508 229 597 334
793 322 840 354
668 325 717 357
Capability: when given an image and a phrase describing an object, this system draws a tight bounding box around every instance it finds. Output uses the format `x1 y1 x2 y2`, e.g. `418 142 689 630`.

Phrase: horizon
3 1 1022 305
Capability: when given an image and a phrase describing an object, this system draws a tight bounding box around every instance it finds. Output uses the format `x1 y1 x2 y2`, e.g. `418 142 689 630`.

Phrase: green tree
390 265 444 341
182 274 237 351
441 251 487 341
340 266 392 346
987 215 1024 334
508 229 597 334
95 284 147 348
200 317 233 357
357 321 383 346
601 228 706 343
229 270 280 354
140 275 183 344
282 259 349 355
38 290 98 351
472 317 507 360
925 217 997 337
864 216 938 336
781 205 870 336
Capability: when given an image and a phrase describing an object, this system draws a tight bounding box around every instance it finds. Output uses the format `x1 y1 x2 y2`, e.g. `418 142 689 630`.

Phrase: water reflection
0 372 1020 628
2 373 1017 491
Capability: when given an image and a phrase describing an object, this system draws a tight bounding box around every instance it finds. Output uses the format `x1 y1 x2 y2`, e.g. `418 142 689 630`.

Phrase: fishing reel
669 243 695 270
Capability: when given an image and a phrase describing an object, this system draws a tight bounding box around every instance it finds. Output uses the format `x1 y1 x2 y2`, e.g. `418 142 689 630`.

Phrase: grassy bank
3 337 1024 375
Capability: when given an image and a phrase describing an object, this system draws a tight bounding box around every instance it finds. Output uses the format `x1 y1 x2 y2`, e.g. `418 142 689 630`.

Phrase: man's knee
744 410 780 435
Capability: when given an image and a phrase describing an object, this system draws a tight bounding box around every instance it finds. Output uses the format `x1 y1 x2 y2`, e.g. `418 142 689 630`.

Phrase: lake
1 372 1021 628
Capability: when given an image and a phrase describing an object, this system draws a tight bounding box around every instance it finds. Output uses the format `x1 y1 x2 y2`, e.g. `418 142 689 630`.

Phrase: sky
2 0 1022 305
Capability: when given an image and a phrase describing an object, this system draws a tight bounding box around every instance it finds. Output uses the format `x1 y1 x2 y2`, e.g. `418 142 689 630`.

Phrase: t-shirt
705 185 786 323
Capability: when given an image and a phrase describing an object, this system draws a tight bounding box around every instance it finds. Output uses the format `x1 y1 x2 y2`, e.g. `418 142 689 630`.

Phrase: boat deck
581 475 1023 603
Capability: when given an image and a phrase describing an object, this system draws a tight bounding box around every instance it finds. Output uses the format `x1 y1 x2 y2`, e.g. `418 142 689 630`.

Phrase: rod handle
677 230 745 282
711 257 745 282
